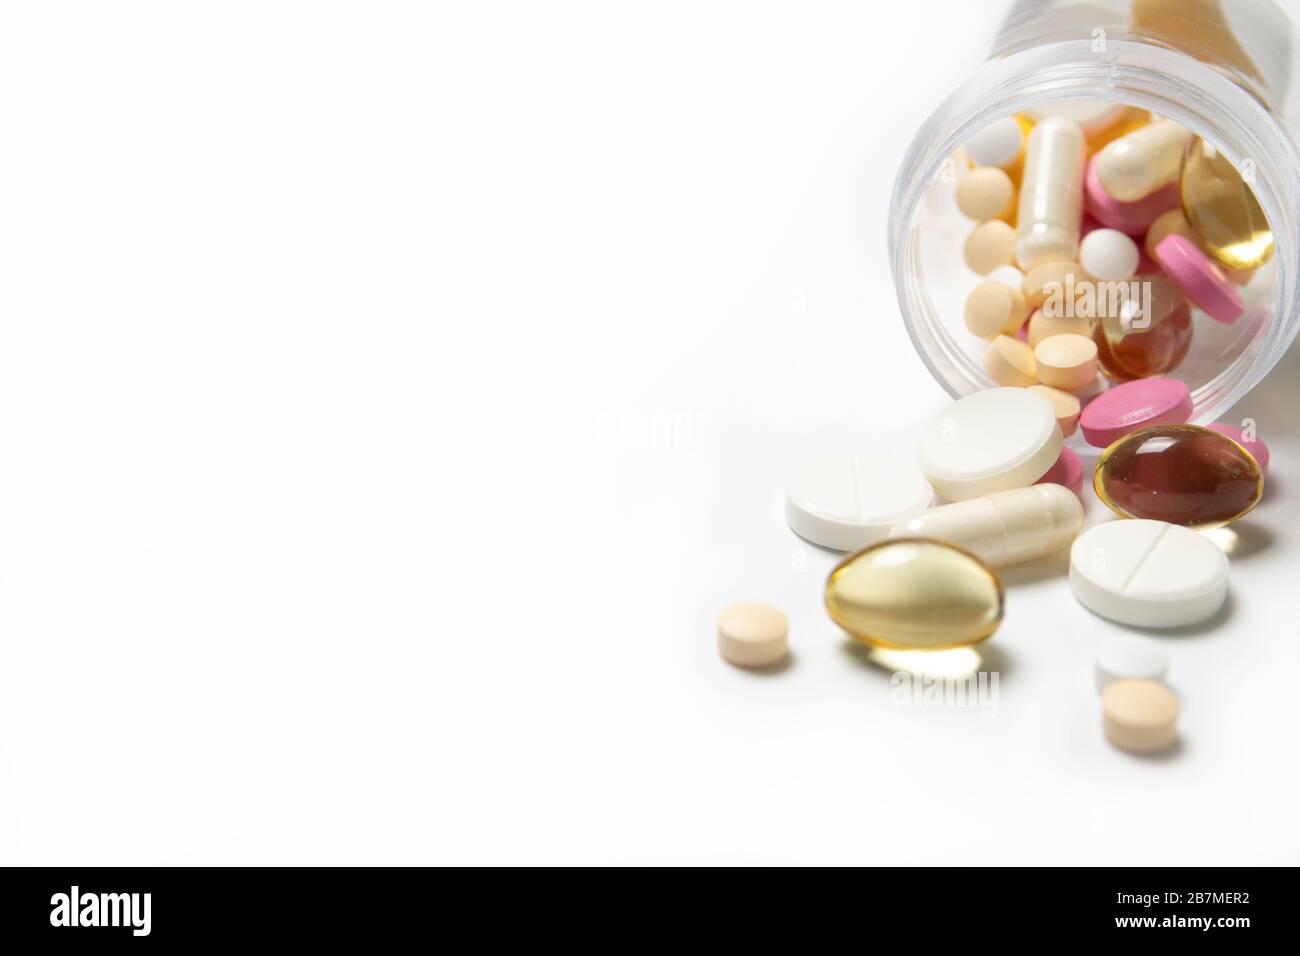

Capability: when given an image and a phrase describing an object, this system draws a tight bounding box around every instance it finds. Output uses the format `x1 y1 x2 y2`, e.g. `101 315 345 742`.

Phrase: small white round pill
717 602 789 668
1069 520 1228 628
1095 635 1170 693
786 453 933 552
1079 227 1140 281
964 220 1017 275
964 117 1025 168
1103 679 1179 754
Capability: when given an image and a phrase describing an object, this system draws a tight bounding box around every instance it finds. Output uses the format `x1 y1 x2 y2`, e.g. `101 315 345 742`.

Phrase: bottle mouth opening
888 38 1300 430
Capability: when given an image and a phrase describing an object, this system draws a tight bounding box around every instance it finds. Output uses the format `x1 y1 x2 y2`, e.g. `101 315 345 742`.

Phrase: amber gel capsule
825 538 1004 650
1095 424 1263 528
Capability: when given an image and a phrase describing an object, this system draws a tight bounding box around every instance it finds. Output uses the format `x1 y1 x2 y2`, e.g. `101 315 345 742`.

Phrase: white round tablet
1094 634 1170 693
1079 227 1140 281
917 388 1063 501
1069 520 1228 628
964 117 1024 168
786 453 933 552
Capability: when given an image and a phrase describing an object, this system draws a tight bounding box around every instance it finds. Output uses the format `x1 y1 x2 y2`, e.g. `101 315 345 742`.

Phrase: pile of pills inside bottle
719 100 1276 759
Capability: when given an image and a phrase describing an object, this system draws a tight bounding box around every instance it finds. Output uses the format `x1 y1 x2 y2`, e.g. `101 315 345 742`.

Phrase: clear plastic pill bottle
889 0 1300 425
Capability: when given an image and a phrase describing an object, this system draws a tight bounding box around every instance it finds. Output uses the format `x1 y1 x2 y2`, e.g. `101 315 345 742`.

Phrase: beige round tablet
956 166 1015 221
982 334 1037 387
965 280 1028 338
1027 308 1092 348
1103 679 1179 754
964 220 1016 276
1027 384 1081 437
717 602 788 668
1143 208 1197 260
1034 333 1098 389
1023 260 1087 310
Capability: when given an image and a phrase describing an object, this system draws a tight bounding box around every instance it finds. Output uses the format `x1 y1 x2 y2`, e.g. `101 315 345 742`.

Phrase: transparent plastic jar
889 0 1300 426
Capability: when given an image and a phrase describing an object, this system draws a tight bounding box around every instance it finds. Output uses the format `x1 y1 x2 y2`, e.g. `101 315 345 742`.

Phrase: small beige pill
965 280 1029 338
956 166 1015 221
1143 208 1197 260
982 334 1037 387
1103 679 1179 754
1027 384 1081 437
1034 333 1098 389
964 220 1017 276
717 602 788 668
1023 260 1087 310
1027 308 1092 348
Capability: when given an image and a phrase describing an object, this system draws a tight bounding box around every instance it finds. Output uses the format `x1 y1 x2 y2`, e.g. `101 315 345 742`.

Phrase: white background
1 0 1297 865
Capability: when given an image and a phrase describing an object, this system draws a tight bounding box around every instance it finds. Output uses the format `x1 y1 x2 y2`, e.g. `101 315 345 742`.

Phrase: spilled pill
889 483 1082 568
826 538 1004 650
717 602 789 668
785 453 934 552
1095 424 1263 528
917 388 1063 501
1069 519 1228 628
1095 634 1170 694
1103 679 1179 754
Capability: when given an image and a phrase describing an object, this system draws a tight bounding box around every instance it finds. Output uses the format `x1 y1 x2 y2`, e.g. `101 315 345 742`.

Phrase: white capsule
889 484 1084 567
1015 118 1086 271
1095 119 1192 202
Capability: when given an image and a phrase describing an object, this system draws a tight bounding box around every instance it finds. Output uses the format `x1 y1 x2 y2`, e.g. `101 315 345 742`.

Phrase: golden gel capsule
889 484 1083 568
825 538 1004 650
1180 136 1274 270
1015 117 1086 271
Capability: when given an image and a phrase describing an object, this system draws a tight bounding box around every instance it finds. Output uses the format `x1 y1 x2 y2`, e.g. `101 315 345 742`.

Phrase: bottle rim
888 37 1300 428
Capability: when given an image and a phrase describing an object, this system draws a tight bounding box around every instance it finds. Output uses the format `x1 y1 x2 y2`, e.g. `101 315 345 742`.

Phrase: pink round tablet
1084 154 1179 236
1035 446 1084 496
1079 377 1193 448
1154 234 1245 323
1209 422 1270 476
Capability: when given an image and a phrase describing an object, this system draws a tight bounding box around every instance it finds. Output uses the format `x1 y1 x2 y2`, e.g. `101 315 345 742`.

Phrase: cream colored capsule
965 280 1028 338
1095 119 1191 201
1027 384 1081 437
1015 117 1086 271
825 538 1004 650
1027 308 1092 348
964 220 1017 275
889 484 1083 568
982 334 1037 387
1035 333 1098 389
